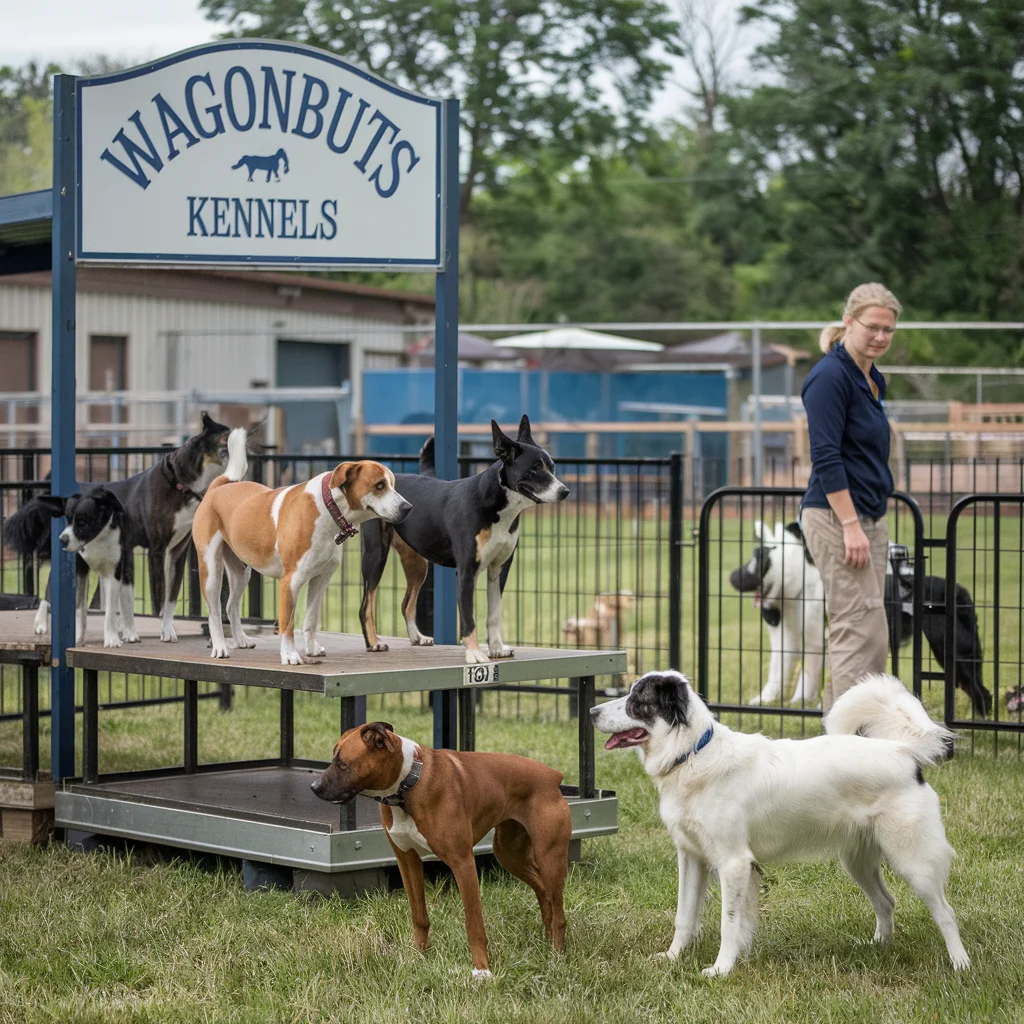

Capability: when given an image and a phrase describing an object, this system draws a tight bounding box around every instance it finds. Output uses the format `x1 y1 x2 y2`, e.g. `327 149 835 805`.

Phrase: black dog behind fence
1 446 1022 765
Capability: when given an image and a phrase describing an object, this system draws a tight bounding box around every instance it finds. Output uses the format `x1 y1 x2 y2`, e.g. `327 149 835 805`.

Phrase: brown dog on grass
311 721 572 979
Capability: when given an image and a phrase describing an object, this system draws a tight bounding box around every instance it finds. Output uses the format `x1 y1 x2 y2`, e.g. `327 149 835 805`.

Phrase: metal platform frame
53 628 623 886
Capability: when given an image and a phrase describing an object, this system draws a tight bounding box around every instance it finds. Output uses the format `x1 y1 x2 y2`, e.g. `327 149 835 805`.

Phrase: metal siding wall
0 282 412 432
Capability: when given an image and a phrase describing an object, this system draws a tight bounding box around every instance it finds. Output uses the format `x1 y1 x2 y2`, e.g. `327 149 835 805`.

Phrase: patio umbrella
492 327 662 352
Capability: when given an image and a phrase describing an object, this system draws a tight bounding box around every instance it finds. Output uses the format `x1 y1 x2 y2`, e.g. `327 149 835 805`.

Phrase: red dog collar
321 474 358 544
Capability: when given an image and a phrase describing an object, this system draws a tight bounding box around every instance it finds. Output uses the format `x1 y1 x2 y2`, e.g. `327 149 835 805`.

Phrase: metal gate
697 487 925 723
944 494 1024 739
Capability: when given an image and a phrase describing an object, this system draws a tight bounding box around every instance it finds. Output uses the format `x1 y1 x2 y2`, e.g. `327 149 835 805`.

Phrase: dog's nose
59 534 69 548
310 777 324 796
557 485 570 501
588 705 600 721
396 499 413 521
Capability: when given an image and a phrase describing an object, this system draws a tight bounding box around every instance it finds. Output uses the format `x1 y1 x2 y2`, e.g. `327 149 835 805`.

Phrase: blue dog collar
671 726 714 769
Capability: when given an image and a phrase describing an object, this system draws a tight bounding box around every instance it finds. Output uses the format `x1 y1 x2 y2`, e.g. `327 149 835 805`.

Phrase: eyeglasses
853 316 896 337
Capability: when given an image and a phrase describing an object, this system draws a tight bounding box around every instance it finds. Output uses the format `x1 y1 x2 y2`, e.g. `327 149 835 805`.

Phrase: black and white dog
4 413 247 643
4 487 130 646
359 415 569 664
592 670 970 977
728 520 991 717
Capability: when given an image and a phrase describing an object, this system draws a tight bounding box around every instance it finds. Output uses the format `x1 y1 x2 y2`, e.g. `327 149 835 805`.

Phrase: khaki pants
800 507 890 713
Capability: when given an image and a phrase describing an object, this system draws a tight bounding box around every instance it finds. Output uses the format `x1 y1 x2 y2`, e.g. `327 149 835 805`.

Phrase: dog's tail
418 435 435 476
3 496 65 559
207 427 249 493
825 673 954 765
231 157 246 169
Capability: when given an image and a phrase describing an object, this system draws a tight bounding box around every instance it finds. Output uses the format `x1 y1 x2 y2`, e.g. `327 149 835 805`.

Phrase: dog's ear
516 414 535 446
329 461 360 491
753 519 765 543
38 495 70 517
651 671 690 729
491 420 518 463
99 487 125 513
360 722 397 752
63 493 82 517
200 411 213 432
784 521 816 565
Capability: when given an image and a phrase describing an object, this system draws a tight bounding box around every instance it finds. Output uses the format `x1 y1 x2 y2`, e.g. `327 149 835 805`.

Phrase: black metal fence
697 483 1023 753
1 445 1022 766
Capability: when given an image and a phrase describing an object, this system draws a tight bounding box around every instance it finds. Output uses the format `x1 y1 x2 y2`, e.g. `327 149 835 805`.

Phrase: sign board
76 41 442 269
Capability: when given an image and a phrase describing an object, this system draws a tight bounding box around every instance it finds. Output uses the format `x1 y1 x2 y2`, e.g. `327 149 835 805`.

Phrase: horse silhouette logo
231 148 290 182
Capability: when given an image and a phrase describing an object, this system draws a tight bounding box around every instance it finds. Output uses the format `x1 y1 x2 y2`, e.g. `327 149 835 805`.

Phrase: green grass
0 503 1021 1019
1 697 1023 1023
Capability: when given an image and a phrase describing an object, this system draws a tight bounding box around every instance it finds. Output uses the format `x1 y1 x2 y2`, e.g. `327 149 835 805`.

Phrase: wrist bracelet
841 516 859 526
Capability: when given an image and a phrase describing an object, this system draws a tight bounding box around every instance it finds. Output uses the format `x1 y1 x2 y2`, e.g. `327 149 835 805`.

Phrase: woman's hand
843 520 871 568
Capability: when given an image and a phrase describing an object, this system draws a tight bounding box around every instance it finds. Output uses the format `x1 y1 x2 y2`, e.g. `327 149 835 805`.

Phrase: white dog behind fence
733 520 826 706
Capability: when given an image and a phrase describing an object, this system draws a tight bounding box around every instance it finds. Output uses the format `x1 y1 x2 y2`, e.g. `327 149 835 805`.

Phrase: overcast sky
1 0 766 122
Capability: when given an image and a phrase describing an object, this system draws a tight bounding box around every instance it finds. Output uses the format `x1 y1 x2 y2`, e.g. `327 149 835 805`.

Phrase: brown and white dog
192 432 411 665
311 722 572 980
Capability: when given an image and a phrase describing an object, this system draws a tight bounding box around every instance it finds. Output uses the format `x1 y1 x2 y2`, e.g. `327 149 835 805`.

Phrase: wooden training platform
0 609 625 885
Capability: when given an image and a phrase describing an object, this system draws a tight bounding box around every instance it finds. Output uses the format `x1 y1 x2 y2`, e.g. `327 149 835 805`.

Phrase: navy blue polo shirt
801 344 893 520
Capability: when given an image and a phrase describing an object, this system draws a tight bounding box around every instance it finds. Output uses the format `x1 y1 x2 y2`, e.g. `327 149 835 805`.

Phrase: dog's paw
211 643 231 659
701 964 732 979
34 622 48 636
160 625 178 643
120 630 141 644
305 641 326 657
235 633 257 651
951 951 971 971
471 969 493 983
103 633 123 649
411 635 434 647
281 650 307 666
487 645 514 659
464 648 490 665
366 642 389 653
655 950 680 962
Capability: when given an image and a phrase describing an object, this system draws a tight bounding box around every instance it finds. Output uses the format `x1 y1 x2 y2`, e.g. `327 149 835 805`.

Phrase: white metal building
0 267 434 451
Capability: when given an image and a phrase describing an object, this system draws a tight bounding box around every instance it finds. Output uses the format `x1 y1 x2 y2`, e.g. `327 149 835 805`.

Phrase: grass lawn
0 498 1021 1021
1 692 1023 1023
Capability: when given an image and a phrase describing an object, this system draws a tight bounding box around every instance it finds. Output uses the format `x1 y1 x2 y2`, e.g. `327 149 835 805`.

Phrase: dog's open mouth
752 588 762 607
605 727 649 750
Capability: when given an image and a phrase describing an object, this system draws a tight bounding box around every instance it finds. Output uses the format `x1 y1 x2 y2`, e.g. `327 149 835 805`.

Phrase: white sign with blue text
76 41 442 269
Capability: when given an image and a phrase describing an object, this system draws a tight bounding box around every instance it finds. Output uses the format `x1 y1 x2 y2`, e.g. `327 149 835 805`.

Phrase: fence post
669 452 683 670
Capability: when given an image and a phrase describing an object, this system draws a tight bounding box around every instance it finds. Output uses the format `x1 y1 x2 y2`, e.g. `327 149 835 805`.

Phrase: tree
200 0 680 220
717 0 1024 336
0 62 57 196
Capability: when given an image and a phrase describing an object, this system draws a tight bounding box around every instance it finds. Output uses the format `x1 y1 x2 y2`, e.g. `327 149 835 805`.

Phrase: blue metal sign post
42 46 462 777
432 98 460 749
50 73 79 780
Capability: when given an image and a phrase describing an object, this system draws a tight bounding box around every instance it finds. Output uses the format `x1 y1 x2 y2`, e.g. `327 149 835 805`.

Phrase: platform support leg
22 664 39 781
183 679 198 773
83 668 99 784
340 696 366 831
578 675 595 799
280 689 293 764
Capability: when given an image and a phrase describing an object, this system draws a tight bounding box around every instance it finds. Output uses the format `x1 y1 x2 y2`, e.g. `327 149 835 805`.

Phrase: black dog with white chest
7 487 131 646
4 413 246 643
359 415 569 664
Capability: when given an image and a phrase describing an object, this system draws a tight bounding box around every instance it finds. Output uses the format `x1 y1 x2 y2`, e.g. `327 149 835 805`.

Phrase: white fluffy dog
591 670 969 977
728 520 826 706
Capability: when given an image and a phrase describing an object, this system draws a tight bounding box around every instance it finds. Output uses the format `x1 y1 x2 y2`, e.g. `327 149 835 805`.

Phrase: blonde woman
799 283 901 712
